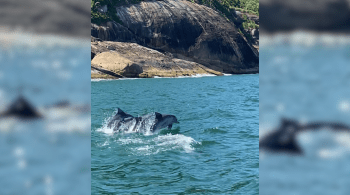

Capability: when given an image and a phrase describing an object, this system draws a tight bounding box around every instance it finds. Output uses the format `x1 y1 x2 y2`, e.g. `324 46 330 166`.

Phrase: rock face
91 38 223 78
260 0 350 33
91 0 259 74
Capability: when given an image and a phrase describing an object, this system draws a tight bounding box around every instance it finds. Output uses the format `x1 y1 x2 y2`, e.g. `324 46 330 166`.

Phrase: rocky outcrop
91 38 224 78
260 0 350 33
91 0 258 75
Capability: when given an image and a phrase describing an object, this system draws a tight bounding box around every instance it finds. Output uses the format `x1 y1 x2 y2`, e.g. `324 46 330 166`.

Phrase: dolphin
259 118 350 155
0 96 42 119
107 108 179 133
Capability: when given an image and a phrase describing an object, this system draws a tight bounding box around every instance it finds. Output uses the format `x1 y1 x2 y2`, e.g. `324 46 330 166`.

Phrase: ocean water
0 37 91 194
91 75 259 194
259 33 350 195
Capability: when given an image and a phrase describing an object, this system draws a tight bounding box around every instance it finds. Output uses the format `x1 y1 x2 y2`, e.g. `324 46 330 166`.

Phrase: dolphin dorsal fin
117 108 128 116
117 108 126 115
116 108 134 118
155 112 162 120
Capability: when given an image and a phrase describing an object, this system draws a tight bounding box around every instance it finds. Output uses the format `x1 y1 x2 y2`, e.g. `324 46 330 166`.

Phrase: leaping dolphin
107 108 179 133
259 118 350 155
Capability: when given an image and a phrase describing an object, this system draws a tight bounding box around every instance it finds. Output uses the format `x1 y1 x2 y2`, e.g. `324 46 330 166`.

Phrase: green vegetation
91 0 133 25
194 0 258 28
242 20 258 29
195 0 258 16
241 14 258 30
194 0 259 43
236 0 259 15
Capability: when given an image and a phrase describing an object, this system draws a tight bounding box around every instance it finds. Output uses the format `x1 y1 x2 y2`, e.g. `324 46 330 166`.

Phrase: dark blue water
92 75 259 194
260 34 350 195
0 40 91 194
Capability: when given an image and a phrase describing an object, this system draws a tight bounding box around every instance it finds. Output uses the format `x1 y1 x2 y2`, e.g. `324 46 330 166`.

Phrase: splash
97 114 199 154
98 112 161 135
96 116 114 135
117 133 200 155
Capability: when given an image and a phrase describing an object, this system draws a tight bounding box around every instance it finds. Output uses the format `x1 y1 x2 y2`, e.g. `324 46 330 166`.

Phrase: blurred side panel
0 0 91 194
260 0 350 194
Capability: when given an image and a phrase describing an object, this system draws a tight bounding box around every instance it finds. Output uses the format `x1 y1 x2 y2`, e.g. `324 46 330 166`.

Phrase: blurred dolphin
0 96 42 119
259 118 350 154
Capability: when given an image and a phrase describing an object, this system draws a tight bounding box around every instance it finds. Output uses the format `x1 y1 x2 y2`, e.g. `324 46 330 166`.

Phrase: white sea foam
261 31 350 47
100 140 110 147
0 28 90 48
46 116 90 133
338 100 350 112
92 78 142 82
117 138 144 144
98 125 200 155
92 74 217 82
153 134 199 153
97 114 199 154
298 129 350 159
96 116 114 135
116 133 200 155
118 78 142 80
91 78 114 82
99 123 199 154
42 105 91 133
0 118 18 133
173 74 216 78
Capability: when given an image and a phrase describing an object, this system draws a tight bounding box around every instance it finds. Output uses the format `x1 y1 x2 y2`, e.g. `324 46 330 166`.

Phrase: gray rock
92 0 259 74
251 29 259 37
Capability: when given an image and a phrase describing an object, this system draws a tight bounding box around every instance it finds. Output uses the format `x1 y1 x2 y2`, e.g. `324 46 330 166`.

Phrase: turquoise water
92 75 259 194
0 44 91 194
260 36 350 195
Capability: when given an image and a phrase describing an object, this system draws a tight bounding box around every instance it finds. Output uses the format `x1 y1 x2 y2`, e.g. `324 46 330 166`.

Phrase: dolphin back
153 113 179 132
107 108 134 128
107 109 179 133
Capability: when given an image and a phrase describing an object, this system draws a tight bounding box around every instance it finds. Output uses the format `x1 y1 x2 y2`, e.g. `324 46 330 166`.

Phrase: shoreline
91 72 258 81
